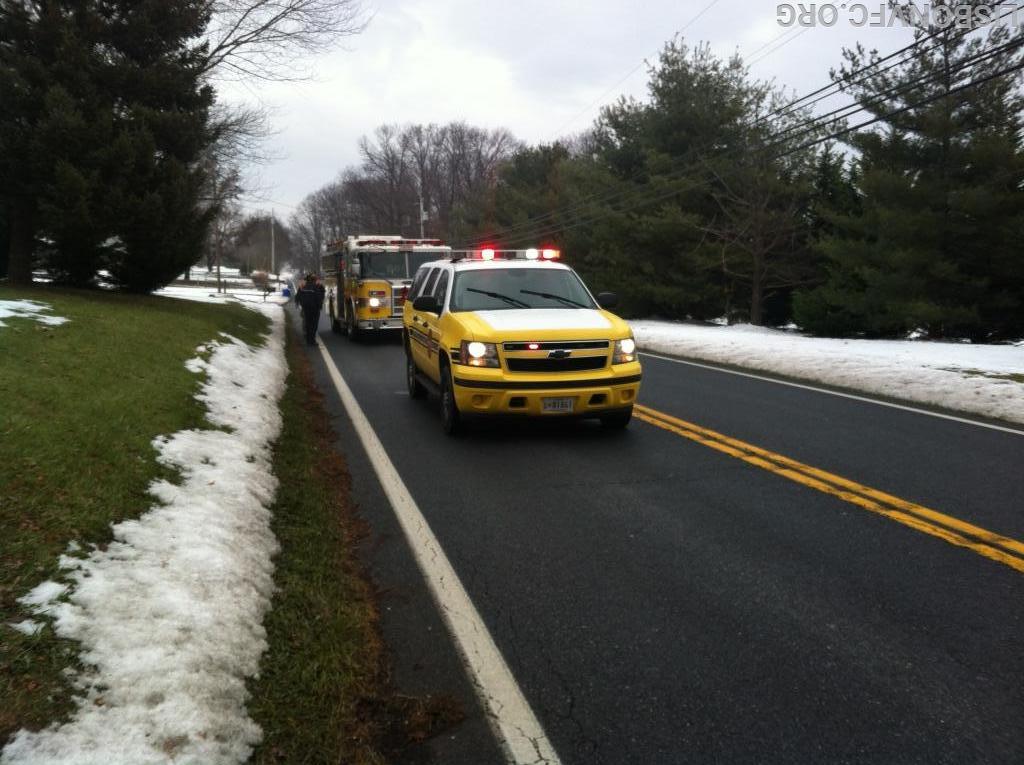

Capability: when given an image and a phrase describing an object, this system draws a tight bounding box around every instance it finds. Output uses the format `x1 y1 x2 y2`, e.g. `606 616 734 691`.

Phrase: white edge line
639 351 1024 437
315 339 562 765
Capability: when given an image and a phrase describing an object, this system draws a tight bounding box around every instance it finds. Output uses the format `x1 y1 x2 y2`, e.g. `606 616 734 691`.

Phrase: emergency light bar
450 248 561 262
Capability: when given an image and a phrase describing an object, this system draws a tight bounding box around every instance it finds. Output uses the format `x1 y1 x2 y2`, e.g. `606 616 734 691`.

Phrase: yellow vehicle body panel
404 276 641 420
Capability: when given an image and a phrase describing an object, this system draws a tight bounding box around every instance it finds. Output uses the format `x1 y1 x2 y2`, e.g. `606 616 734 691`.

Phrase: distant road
309 317 1024 765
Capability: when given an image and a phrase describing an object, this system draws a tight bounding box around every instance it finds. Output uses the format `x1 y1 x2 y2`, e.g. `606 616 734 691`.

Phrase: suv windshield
450 268 597 312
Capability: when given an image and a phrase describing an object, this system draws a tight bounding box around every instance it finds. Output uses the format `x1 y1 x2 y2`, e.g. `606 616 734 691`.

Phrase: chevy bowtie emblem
548 349 572 359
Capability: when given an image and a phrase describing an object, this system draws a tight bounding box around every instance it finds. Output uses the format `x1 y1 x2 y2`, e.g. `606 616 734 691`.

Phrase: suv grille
506 356 607 373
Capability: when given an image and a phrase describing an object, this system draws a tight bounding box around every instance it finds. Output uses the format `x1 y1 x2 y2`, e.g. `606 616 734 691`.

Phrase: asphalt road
303 310 1024 765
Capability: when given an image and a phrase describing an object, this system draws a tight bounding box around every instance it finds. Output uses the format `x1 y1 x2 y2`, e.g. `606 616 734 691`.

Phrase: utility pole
418 188 427 239
214 175 223 293
269 210 276 283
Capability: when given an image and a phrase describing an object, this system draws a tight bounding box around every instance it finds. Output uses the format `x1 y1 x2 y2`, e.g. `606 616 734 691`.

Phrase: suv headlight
460 340 500 368
613 337 636 364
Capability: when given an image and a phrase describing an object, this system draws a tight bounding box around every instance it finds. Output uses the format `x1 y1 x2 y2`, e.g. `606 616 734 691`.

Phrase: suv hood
457 309 630 340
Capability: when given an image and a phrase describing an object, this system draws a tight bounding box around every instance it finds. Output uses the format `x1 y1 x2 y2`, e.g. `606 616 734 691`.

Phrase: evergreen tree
0 2 110 285
544 41 821 323
796 1 1024 339
1 1 214 291
0 204 8 278
808 144 861 240
102 0 214 292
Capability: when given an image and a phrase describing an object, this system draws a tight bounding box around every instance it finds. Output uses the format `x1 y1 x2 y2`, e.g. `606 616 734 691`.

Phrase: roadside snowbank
0 300 68 327
631 320 1024 425
3 303 287 765
156 285 291 306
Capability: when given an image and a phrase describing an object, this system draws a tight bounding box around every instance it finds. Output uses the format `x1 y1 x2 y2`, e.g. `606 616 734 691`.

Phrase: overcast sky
224 0 919 217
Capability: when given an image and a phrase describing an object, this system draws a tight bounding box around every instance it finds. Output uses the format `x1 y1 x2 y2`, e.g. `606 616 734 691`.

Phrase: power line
462 7 1022 247
747 26 810 67
476 38 1024 248
465 35 934 246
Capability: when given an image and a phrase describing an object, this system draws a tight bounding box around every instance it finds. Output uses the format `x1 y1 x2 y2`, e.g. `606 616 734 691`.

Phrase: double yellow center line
634 404 1024 575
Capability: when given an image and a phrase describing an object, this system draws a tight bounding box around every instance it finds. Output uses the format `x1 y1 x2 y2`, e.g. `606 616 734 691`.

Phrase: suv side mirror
596 292 619 310
413 295 440 313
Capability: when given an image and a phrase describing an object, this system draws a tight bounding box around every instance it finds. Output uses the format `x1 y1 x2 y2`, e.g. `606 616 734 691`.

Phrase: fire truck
321 235 452 339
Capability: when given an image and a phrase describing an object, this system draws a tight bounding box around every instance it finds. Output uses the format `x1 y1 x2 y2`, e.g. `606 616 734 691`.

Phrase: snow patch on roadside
632 320 1024 425
0 300 68 327
8 620 44 637
2 303 287 765
155 285 290 306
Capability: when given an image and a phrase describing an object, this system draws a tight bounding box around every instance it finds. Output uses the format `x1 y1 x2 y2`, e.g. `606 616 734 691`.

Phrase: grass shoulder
247 325 463 764
0 285 268 743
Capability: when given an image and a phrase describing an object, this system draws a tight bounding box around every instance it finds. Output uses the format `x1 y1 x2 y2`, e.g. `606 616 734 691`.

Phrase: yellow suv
403 248 641 434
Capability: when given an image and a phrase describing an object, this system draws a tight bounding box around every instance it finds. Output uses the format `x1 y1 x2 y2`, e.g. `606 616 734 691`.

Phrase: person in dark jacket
297 274 323 345
313 274 326 312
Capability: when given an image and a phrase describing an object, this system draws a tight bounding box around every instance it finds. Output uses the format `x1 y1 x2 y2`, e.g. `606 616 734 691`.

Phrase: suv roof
420 258 571 272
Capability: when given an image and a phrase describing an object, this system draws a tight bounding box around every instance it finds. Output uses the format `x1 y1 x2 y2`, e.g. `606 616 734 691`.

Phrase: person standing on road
313 274 326 314
297 274 323 346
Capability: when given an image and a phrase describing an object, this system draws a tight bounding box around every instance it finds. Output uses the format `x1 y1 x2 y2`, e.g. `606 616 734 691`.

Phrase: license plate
542 397 575 413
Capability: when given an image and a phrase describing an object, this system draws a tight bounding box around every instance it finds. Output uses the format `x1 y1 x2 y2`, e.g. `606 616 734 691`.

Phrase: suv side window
409 267 430 299
421 268 440 298
432 270 450 309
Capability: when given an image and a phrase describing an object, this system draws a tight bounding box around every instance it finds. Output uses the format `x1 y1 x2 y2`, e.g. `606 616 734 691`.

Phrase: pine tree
101 0 214 292
0 2 110 285
1 1 216 291
796 1 1024 339
585 41 821 323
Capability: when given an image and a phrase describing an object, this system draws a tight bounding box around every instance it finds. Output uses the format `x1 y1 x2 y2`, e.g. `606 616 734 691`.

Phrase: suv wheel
600 407 633 430
407 350 426 399
440 364 460 435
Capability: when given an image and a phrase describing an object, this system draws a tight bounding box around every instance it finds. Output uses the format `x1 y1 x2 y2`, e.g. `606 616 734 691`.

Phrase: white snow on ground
8 620 44 637
0 300 68 327
155 285 291 306
632 320 1024 425
2 302 288 765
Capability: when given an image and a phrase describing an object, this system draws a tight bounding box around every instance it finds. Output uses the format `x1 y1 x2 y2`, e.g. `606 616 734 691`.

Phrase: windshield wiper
464 287 530 308
519 289 589 308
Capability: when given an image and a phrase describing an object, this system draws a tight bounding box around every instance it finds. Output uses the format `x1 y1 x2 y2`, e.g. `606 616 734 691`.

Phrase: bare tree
200 163 245 290
703 161 812 325
199 0 368 82
197 0 368 237
287 122 520 253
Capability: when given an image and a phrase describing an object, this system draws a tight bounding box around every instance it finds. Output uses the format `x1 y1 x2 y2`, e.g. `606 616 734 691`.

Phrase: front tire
600 406 633 430
346 303 360 342
406 349 426 399
440 363 460 436
330 297 342 334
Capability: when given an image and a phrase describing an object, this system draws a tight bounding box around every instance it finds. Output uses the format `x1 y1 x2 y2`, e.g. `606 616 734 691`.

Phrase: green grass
945 367 1024 384
1 286 460 759
247 328 463 764
0 284 269 743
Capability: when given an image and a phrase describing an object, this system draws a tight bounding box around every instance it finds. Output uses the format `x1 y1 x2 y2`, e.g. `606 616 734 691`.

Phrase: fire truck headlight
368 297 381 308
460 340 499 367
613 337 636 364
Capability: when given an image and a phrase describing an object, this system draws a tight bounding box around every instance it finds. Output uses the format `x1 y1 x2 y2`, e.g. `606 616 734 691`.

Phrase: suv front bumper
451 367 641 417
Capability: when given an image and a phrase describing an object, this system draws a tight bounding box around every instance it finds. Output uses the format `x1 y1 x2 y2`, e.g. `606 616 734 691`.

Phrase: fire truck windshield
407 251 446 274
359 252 407 279
359 250 448 279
